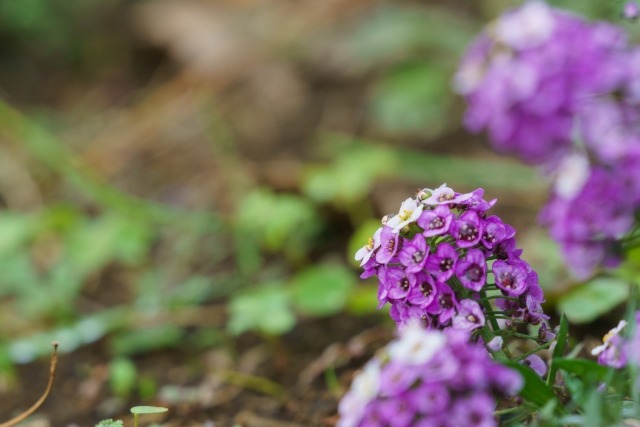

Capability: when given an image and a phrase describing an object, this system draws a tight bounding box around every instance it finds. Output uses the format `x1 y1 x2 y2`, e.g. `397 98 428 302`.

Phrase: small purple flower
427 282 458 325
376 226 400 264
481 216 514 250
398 234 430 273
538 323 558 343
381 266 411 300
425 243 458 282
337 324 522 427
521 355 547 377
406 272 438 307
453 299 485 331
623 1 640 20
451 394 496 427
452 211 483 248
492 259 529 296
486 336 503 352
455 249 487 291
418 205 453 237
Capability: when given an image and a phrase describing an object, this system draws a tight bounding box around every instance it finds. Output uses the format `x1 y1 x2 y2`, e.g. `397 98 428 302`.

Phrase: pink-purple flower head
455 1 628 165
623 1 640 20
337 323 523 427
354 184 548 335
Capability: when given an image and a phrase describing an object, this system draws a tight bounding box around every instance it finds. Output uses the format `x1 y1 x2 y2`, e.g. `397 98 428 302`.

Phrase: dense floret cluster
356 184 547 333
455 1 640 278
337 323 522 427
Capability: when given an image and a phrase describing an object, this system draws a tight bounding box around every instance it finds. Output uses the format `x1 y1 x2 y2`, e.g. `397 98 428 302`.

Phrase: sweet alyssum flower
592 318 630 368
356 184 548 339
456 1 640 279
455 1 628 165
337 323 522 427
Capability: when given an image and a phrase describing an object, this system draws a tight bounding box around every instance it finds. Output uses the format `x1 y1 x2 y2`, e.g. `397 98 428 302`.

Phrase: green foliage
228 283 296 335
290 264 354 316
371 61 452 136
130 406 168 415
558 277 630 323
505 361 559 409
109 357 138 398
95 419 123 427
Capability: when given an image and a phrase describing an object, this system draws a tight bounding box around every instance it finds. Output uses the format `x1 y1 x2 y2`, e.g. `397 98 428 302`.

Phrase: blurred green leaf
552 358 610 382
303 143 397 205
109 357 137 398
346 6 475 66
111 326 184 356
371 61 452 137
0 212 37 257
290 264 354 316
236 189 320 257
228 283 296 335
558 278 630 324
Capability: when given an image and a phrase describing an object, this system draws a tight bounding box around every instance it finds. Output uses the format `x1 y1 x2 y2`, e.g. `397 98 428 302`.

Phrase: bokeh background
0 0 636 425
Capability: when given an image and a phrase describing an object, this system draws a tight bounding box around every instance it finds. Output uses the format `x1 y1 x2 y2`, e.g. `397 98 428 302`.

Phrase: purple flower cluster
455 1 628 164
355 184 547 334
337 323 522 427
455 1 640 278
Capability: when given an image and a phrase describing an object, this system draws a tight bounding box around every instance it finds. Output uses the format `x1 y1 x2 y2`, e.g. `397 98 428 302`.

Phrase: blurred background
0 0 635 425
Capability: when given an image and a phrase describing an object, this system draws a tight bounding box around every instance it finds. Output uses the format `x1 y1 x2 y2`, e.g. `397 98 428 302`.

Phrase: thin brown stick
0 342 59 427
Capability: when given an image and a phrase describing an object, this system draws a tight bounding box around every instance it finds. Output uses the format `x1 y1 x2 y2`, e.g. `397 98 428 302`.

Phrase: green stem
515 341 553 361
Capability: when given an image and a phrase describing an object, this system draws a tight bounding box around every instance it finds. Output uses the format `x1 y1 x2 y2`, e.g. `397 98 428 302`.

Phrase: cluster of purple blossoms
337 323 522 427
455 1 640 278
355 184 547 336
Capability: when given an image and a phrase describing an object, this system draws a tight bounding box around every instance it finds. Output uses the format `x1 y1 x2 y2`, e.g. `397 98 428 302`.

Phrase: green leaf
558 278 630 324
371 61 452 136
505 361 558 409
109 357 137 398
130 406 168 415
290 264 354 316
547 313 569 386
552 358 611 382
228 283 296 335
95 419 124 427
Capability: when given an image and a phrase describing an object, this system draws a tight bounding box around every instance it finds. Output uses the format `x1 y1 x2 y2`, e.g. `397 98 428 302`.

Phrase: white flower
421 183 474 206
591 320 627 356
388 321 445 365
386 198 423 232
354 227 382 266
337 359 381 427
494 1 555 50
554 153 590 199
487 336 504 352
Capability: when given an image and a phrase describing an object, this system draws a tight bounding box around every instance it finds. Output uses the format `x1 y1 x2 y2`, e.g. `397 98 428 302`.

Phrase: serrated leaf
558 278 630 324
